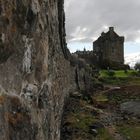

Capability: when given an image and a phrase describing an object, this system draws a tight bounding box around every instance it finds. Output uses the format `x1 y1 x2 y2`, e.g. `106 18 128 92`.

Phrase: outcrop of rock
120 101 140 117
0 0 75 140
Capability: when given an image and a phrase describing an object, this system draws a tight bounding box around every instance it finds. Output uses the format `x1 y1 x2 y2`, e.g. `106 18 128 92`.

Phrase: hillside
61 72 140 140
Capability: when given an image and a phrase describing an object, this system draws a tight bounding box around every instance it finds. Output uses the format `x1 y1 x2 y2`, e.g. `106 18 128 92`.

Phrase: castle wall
103 39 124 64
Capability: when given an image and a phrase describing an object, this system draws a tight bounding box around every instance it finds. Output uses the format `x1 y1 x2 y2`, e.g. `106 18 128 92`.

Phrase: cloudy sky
64 0 140 55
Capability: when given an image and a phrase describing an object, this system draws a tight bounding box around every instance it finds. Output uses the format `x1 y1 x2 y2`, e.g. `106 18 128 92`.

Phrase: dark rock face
0 0 75 140
120 101 140 117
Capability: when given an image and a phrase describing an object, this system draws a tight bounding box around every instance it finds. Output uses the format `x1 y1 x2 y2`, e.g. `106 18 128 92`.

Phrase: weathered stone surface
120 101 140 117
0 0 75 140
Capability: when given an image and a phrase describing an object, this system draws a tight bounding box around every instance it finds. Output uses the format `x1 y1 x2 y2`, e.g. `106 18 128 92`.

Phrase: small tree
134 63 140 71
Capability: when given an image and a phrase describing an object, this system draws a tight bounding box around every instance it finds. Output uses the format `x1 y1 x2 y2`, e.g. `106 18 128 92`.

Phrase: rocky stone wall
0 0 75 140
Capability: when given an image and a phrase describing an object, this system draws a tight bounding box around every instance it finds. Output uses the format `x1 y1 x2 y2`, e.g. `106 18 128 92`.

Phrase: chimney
109 27 114 31
101 32 105 36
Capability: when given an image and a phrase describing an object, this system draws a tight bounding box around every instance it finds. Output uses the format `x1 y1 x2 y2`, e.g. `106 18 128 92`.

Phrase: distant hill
125 53 140 68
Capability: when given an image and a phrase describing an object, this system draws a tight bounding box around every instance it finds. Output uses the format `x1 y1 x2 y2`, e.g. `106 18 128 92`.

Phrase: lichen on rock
22 35 33 74
0 0 75 140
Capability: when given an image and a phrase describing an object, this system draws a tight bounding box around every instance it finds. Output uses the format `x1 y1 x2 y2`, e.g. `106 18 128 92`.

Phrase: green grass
71 112 97 131
100 70 138 78
117 124 140 140
99 70 140 85
65 98 97 132
115 70 130 77
129 77 140 85
99 77 127 85
96 128 115 140
69 112 115 140
94 94 108 102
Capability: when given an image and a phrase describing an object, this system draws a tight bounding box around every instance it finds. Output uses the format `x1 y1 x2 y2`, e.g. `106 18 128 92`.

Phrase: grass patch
108 93 127 103
100 70 139 78
99 70 140 85
99 76 128 85
94 94 108 102
96 128 115 140
70 112 97 131
128 77 140 85
64 98 98 132
117 124 140 140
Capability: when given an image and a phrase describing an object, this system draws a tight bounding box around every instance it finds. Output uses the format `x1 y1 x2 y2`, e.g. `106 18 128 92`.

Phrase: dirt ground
61 84 140 140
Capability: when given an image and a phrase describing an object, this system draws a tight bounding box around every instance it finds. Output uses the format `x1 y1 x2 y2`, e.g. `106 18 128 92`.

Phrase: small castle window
112 47 115 53
95 47 99 52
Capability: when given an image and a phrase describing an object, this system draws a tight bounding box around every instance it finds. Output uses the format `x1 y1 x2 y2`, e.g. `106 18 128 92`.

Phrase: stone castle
75 27 125 69
93 27 124 68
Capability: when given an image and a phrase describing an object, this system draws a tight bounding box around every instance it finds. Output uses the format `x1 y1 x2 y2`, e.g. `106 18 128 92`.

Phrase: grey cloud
64 0 140 43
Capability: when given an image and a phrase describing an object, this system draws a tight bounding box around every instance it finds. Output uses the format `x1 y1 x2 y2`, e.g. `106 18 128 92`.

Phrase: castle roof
94 27 124 43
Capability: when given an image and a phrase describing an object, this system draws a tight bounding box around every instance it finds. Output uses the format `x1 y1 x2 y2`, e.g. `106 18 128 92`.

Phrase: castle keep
93 27 124 68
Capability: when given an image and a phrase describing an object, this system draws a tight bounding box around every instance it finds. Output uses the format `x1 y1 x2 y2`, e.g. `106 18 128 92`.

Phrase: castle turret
109 27 114 32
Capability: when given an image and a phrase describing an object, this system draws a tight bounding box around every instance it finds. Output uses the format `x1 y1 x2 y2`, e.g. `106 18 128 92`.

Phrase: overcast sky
64 0 140 54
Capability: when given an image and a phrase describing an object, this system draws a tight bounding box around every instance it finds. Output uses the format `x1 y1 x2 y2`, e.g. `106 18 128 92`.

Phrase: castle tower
93 27 124 69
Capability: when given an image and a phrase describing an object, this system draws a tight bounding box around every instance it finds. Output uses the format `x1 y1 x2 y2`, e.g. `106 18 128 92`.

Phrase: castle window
112 47 115 53
95 47 99 52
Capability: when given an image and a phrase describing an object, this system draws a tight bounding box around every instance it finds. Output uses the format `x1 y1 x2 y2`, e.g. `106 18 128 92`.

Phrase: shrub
134 62 140 71
130 71 138 77
106 70 115 77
